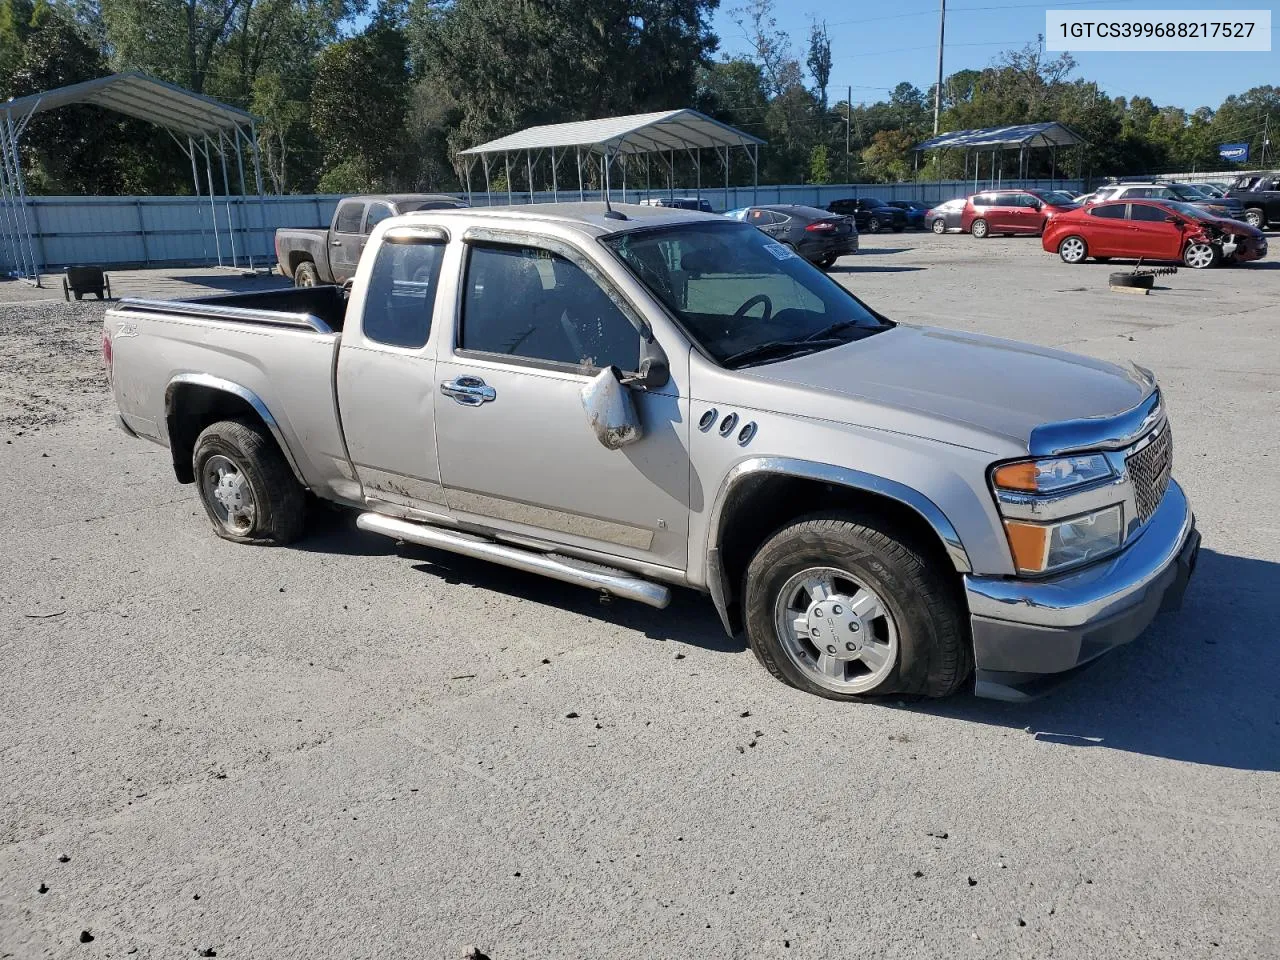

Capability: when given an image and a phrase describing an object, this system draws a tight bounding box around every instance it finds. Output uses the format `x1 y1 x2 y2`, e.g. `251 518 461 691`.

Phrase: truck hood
741 325 1153 451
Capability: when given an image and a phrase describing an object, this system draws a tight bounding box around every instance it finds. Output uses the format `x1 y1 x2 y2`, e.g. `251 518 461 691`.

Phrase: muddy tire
293 260 320 287
193 418 306 545
743 512 970 701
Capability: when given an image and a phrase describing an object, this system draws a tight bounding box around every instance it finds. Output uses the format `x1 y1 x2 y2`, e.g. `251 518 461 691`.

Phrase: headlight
1002 506 1124 575
992 454 1113 494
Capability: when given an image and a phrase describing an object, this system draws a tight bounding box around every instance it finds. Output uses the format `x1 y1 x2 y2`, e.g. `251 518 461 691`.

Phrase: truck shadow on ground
296 516 1278 769
923 548 1280 772
300 510 740 651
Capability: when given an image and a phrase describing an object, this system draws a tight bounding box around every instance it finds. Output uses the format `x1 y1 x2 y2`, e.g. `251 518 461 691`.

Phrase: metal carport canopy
459 109 764 158
1 71 254 138
0 72 270 285
915 121 1087 152
456 108 765 207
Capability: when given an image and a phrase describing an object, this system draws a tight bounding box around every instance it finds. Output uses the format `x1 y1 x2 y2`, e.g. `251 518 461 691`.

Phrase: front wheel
743 513 970 701
1183 241 1220 269
931 218 947 235
1242 208 1265 229
971 218 989 239
816 254 837 270
867 216 881 233
193 418 306 545
1058 235 1088 264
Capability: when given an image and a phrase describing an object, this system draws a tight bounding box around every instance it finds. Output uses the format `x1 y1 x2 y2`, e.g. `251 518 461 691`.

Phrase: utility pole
932 0 946 135
1262 113 1271 167
839 86 849 185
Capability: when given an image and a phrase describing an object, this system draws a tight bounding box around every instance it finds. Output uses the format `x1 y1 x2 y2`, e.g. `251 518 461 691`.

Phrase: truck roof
398 201 726 237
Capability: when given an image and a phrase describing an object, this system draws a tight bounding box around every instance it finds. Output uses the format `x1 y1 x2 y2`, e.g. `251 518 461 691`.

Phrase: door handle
441 375 496 406
330 239 343 246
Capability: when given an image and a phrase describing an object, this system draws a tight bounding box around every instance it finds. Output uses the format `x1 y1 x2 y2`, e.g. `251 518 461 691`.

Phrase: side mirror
621 337 670 391
581 366 644 449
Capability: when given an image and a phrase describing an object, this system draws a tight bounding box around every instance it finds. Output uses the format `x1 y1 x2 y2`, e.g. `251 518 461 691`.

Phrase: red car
1043 198 1268 269
960 189 1080 238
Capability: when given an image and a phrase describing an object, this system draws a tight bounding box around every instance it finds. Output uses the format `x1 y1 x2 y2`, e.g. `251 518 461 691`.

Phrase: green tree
807 143 830 183
310 20 410 192
806 19 830 109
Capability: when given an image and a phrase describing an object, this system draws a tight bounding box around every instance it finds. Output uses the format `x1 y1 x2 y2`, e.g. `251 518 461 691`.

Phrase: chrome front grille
1127 426 1172 524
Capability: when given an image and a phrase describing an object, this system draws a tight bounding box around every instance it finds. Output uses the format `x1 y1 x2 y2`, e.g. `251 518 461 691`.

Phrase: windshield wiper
722 337 845 368
801 319 866 342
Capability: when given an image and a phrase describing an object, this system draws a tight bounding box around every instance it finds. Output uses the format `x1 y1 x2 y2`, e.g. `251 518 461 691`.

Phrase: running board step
356 512 671 609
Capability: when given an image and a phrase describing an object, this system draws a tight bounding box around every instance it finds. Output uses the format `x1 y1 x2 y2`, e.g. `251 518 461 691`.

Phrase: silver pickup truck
105 203 1199 702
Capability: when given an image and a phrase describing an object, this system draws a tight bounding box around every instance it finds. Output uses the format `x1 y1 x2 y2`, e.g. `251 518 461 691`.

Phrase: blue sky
711 0 1280 111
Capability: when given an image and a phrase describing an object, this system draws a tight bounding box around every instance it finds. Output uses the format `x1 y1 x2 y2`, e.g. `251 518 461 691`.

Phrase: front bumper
965 479 1198 701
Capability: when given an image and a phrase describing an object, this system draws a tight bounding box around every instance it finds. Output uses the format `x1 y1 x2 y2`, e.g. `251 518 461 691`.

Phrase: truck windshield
604 221 890 368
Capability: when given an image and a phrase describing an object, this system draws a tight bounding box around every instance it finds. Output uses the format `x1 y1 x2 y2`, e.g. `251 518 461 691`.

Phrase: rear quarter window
1089 203 1126 219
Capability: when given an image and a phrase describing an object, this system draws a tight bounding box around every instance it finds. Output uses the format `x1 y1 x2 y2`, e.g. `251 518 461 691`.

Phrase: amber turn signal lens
992 462 1039 491
1003 520 1049 574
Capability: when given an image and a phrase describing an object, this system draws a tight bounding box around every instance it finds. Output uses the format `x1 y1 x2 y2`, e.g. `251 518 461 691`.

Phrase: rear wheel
817 254 837 270
867 216 882 233
892 223 905 233
931 218 947 235
743 512 970 701
1183 241 1220 269
971 218 989 239
1242 208 1265 229
193 418 306 545
293 261 319 287
1058 235 1088 264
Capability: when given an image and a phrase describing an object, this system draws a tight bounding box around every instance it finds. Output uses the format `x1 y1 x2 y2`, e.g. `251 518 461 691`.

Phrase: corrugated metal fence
2 178 1083 274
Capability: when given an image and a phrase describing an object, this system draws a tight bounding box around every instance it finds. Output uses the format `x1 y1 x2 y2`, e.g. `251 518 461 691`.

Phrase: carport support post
187 136 208 264
482 155 492 206
526 150 534 204
0 118 27 280
695 148 701 205
551 147 558 201
504 153 512 204
233 128 254 270
202 136 223 267
219 132 239 269
0 130 27 280
751 145 759 204
249 122 270 269
2 112 40 283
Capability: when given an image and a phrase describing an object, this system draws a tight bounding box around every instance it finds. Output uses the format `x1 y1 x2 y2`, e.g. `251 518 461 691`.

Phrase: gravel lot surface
2 241 1278 959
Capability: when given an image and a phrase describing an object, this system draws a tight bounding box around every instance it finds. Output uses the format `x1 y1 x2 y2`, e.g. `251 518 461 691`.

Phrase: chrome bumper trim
965 479 1192 630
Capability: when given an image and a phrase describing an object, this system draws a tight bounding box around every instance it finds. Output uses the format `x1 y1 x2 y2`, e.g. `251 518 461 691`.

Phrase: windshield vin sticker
763 242 796 260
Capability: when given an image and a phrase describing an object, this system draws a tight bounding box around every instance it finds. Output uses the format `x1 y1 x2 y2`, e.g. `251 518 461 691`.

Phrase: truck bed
122 285 349 333
106 285 356 506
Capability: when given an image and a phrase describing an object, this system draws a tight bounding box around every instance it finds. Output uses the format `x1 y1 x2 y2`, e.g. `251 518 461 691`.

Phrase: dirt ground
1 238 1277 959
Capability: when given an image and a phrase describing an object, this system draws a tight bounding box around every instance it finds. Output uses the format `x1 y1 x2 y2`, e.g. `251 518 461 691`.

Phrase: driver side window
460 244 641 372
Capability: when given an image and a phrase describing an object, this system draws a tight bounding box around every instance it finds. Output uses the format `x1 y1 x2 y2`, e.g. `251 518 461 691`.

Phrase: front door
1126 202 1186 261
330 199 366 284
433 236 690 570
335 230 451 514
